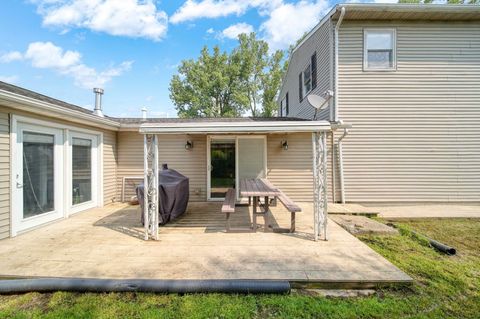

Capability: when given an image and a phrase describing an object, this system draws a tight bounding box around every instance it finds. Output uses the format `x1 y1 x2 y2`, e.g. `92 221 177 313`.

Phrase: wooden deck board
0 202 412 286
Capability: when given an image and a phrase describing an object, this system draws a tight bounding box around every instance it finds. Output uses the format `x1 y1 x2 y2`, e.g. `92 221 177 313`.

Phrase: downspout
334 7 347 203
337 128 349 204
334 6 345 123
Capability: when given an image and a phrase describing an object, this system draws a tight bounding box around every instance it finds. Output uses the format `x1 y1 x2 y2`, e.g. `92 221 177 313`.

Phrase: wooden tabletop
239 178 281 197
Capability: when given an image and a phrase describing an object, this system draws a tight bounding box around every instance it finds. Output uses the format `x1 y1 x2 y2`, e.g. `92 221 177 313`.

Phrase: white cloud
0 51 23 63
260 0 330 51
172 0 329 50
206 27 215 34
25 42 81 69
0 75 19 83
170 0 277 24
220 23 254 39
5 42 132 89
32 0 168 41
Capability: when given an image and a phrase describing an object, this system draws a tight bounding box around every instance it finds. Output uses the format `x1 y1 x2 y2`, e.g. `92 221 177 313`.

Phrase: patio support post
312 131 328 241
143 134 159 240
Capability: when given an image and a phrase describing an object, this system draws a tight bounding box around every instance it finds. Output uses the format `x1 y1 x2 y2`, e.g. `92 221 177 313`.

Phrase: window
303 64 312 95
72 137 92 205
299 52 317 101
280 92 289 117
364 29 396 70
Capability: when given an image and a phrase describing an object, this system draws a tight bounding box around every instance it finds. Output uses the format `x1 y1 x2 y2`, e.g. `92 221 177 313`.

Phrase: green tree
170 46 241 118
232 33 285 117
170 32 286 118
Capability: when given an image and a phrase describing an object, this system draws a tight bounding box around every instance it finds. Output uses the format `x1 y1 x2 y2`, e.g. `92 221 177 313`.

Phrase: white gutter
334 6 345 122
139 120 331 134
0 89 120 130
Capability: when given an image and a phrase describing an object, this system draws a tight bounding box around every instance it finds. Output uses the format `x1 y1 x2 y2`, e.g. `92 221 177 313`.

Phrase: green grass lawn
1 218 479 319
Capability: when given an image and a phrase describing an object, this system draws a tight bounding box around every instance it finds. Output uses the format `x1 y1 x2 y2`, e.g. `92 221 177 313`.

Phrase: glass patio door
208 137 236 200
13 122 64 233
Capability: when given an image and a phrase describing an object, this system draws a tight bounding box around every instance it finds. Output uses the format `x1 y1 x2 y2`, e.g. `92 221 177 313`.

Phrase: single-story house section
0 81 336 240
279 3 480 203
1 4 479 241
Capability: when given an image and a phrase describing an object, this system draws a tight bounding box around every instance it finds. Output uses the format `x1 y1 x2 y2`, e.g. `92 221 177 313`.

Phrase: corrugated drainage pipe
0 279 291 295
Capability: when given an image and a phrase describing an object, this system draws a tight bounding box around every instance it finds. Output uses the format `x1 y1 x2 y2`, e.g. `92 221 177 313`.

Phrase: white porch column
312 131 328 241
143 134 159 240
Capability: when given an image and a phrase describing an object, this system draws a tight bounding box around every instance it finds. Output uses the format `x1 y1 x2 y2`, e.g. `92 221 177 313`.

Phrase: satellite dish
307 94 329 110
307 90 334 120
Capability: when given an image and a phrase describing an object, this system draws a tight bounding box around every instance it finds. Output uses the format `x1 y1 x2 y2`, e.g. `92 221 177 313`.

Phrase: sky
0 0 395 118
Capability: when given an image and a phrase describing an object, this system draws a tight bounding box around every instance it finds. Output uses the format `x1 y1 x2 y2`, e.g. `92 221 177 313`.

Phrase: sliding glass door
207 136 266 200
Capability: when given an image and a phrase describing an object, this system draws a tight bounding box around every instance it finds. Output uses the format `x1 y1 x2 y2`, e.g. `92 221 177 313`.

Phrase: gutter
0 89 120 130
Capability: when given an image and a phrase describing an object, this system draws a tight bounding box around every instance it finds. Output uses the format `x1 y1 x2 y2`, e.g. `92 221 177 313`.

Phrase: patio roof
138 118 331 134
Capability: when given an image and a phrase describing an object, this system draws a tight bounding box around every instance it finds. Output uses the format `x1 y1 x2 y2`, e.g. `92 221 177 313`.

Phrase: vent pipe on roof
93 88 104 117
141 107 147 120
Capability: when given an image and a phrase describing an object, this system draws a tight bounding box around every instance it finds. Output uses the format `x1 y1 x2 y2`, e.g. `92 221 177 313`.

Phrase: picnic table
239 178 280 232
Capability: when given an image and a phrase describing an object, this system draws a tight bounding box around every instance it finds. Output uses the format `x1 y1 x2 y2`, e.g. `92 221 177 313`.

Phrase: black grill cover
136 167 189 225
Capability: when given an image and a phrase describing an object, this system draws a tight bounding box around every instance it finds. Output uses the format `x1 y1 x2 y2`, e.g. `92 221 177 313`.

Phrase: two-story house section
279 4 480 203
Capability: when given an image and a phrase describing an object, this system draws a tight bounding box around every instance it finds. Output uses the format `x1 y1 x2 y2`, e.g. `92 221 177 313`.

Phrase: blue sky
0 0 373 118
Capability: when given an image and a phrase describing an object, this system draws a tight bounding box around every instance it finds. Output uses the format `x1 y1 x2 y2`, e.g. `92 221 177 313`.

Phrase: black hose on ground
428 238 456 255
0 279 291 295
387 223 456 255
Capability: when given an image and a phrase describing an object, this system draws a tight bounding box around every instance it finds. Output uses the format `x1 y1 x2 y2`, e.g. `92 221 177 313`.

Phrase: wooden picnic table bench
221 188 251 233
240 178 301 233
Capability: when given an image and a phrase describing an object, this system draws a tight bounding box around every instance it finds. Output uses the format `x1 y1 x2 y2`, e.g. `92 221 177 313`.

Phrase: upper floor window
280 93 289 117
303 65 312 95
299 52 317 102
364 29 396 71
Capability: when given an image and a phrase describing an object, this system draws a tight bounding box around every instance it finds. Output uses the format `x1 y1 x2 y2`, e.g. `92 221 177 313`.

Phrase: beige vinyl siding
279 20 333 120
267 133 314 202
102 130 117 203
117 132 318 203
0 111 9 239
117 132 207 202
338 21 480 202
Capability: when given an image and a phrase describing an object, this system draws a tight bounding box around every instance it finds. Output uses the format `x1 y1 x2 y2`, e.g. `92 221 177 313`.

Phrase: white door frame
10 115 103 236
11 120 65 235
206 135 267 201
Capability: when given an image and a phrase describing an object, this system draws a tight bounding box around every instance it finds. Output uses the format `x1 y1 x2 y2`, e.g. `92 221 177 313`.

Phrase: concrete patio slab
0 202 411 287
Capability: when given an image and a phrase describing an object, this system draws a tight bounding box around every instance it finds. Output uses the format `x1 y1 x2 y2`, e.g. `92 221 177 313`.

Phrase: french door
12 118 101 235
12 122 64 233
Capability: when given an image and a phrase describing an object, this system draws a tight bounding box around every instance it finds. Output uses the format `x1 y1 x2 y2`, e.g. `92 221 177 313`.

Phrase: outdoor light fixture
185 140 193 150
281 140 288 150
